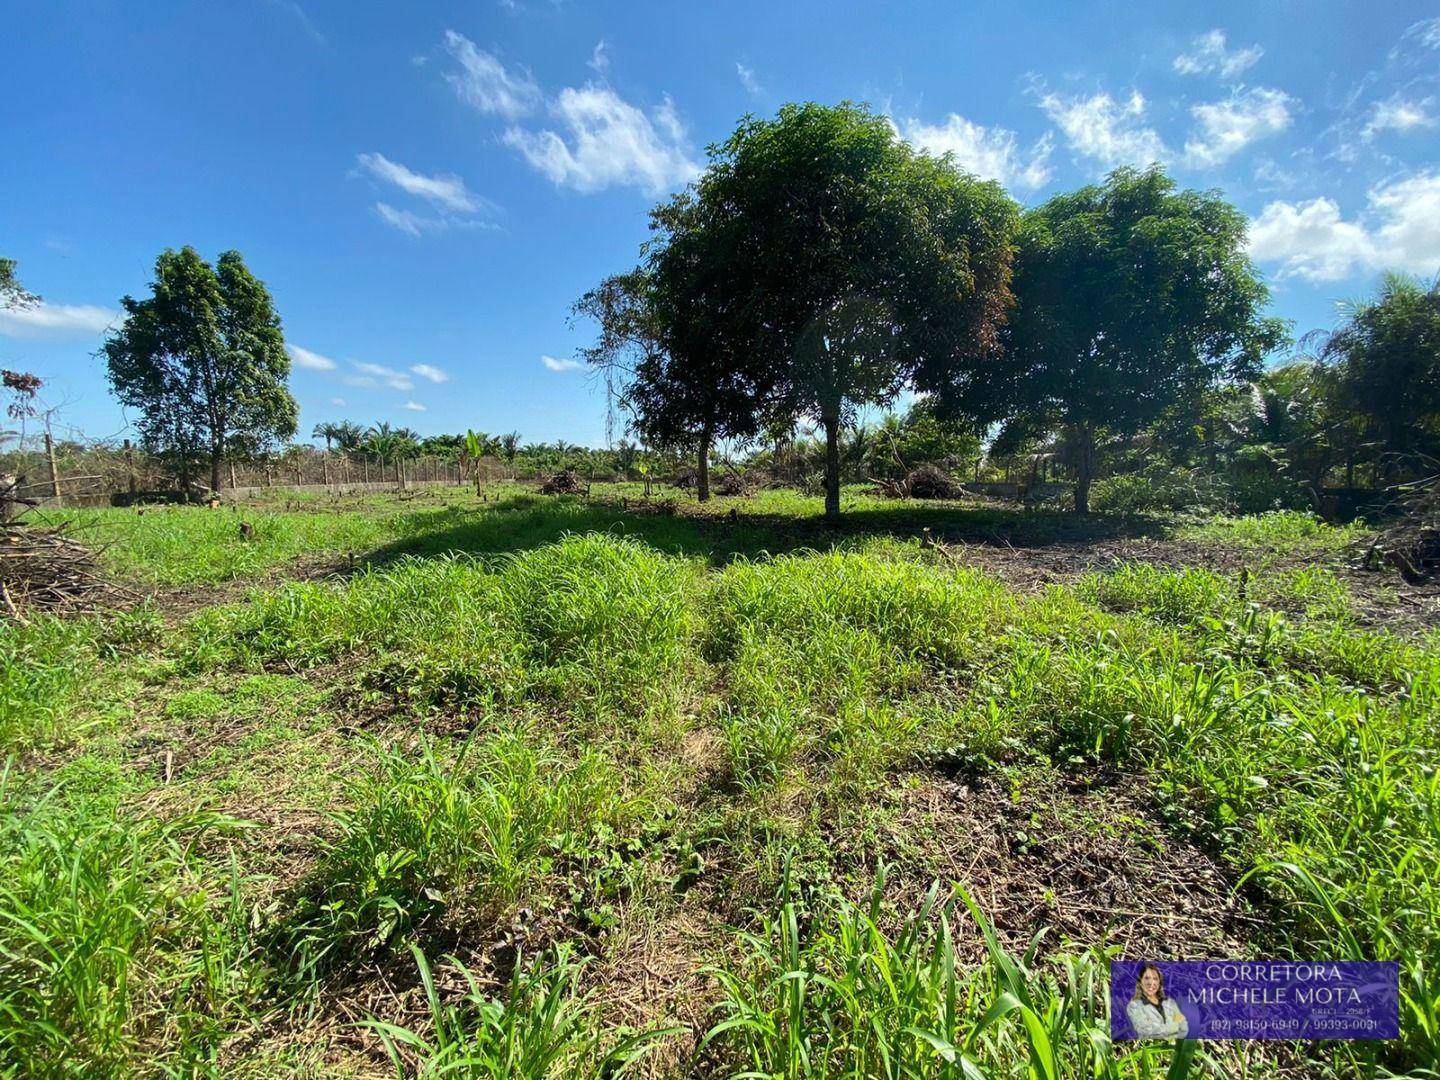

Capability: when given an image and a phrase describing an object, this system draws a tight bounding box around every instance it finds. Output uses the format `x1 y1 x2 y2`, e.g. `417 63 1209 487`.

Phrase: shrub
1090 466 1227 514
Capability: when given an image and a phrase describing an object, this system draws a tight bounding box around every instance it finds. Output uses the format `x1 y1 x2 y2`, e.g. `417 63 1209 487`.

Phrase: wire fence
0 436 527 510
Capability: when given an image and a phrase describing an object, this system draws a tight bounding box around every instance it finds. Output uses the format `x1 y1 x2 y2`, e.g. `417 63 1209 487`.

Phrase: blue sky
3 1 1438 447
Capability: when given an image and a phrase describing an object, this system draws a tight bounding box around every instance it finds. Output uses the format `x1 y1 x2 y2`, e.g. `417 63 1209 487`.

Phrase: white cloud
286 343 338 371
264 0 326 46
541 354 582 372
1396 17 1440 55
589 39 609 75
897 114 1052 190
1249 198 1374 282
330 397 347 407
1037 89 1168 171
371 202 498 237
355 152 483 213
1253 157 1297 190
1363 95 1435 138
442 31 541 119
1183 87 1294 168
736 63 763 98
504 86 700 195
402 400 427 412
373 203 431 236
0 301 118 339
410 363 449 383
1248 171 1440 281
1174 29 1264 80
350 360 414 391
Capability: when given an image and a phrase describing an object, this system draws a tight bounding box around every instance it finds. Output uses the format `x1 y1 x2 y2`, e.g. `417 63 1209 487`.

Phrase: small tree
1000 167 1286 513
104 247 298 494
463 429 486 493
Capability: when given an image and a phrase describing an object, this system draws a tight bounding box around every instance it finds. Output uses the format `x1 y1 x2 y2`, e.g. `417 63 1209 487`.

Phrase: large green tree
665 102 1018 520
1001 167 1287 513
104 247 298 494
1318 272 1440 480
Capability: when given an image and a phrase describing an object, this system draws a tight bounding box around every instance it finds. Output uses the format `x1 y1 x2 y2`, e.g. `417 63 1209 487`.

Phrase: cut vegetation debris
1 487 1437 1077
0 521 136 621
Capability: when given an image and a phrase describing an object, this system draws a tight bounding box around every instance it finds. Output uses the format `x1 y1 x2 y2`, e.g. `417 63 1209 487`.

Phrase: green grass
0 770 265 1075
1 490 1433 1077
1178 509 1370 552
285 730 657 977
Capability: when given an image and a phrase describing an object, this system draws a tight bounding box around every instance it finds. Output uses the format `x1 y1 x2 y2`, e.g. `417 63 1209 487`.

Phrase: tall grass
0 766 262 1074
186 534 697 721
286 731 650 975
703 864 1194 1079
707 553 1013 789
364 944 672 1078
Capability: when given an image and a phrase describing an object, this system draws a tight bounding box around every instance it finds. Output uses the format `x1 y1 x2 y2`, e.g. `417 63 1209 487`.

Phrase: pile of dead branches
538 469 589 496
873 464 964 500
716 470 755 497
0 522 136 621
1360 477 1440 584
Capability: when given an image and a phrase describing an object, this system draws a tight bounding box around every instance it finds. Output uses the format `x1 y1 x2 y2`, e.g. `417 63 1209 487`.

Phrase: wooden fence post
124 439 138 496
44 430 62 498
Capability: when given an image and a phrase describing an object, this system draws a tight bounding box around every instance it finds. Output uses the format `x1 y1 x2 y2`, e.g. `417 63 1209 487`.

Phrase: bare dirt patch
888 768 1259 961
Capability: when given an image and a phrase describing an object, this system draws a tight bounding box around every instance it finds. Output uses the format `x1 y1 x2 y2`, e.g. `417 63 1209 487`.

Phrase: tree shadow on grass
360 492 1171 568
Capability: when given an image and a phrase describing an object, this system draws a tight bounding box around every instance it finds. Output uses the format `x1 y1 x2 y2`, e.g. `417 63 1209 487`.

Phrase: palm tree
312 422 339 451
334 421 365 453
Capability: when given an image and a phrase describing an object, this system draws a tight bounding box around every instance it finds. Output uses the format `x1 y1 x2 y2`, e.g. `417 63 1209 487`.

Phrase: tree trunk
0 475 17 522
209 446 223 496
1072 423 1095 515
822 411 841 523
696 424 712 502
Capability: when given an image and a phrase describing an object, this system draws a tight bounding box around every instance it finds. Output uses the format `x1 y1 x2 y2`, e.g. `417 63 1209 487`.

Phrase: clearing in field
2 485 1436 1078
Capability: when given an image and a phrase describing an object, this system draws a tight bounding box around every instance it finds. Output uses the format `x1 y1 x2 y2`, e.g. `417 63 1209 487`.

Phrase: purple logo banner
1111 961 1399 1041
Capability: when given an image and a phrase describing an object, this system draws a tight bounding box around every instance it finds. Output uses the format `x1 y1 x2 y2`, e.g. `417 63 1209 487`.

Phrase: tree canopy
999 167 1287 512
621 101 1019 519
104 247 298 494
1318 272 1440 478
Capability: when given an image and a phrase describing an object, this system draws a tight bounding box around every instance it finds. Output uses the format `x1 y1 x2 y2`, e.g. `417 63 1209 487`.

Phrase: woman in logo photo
1127 963 1190 1039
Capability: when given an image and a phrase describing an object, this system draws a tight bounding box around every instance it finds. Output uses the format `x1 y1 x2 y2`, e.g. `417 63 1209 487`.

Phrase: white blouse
1127 995 1190 1039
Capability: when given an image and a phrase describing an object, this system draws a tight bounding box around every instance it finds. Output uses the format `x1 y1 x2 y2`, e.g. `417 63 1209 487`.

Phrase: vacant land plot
2 486 1437 1077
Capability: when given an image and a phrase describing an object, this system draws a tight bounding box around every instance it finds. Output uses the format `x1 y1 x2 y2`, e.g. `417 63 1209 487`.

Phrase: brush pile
539 469 589 496
716 471 755 497
1362 479 1440 584
873 464 965 500
0 522 134 620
